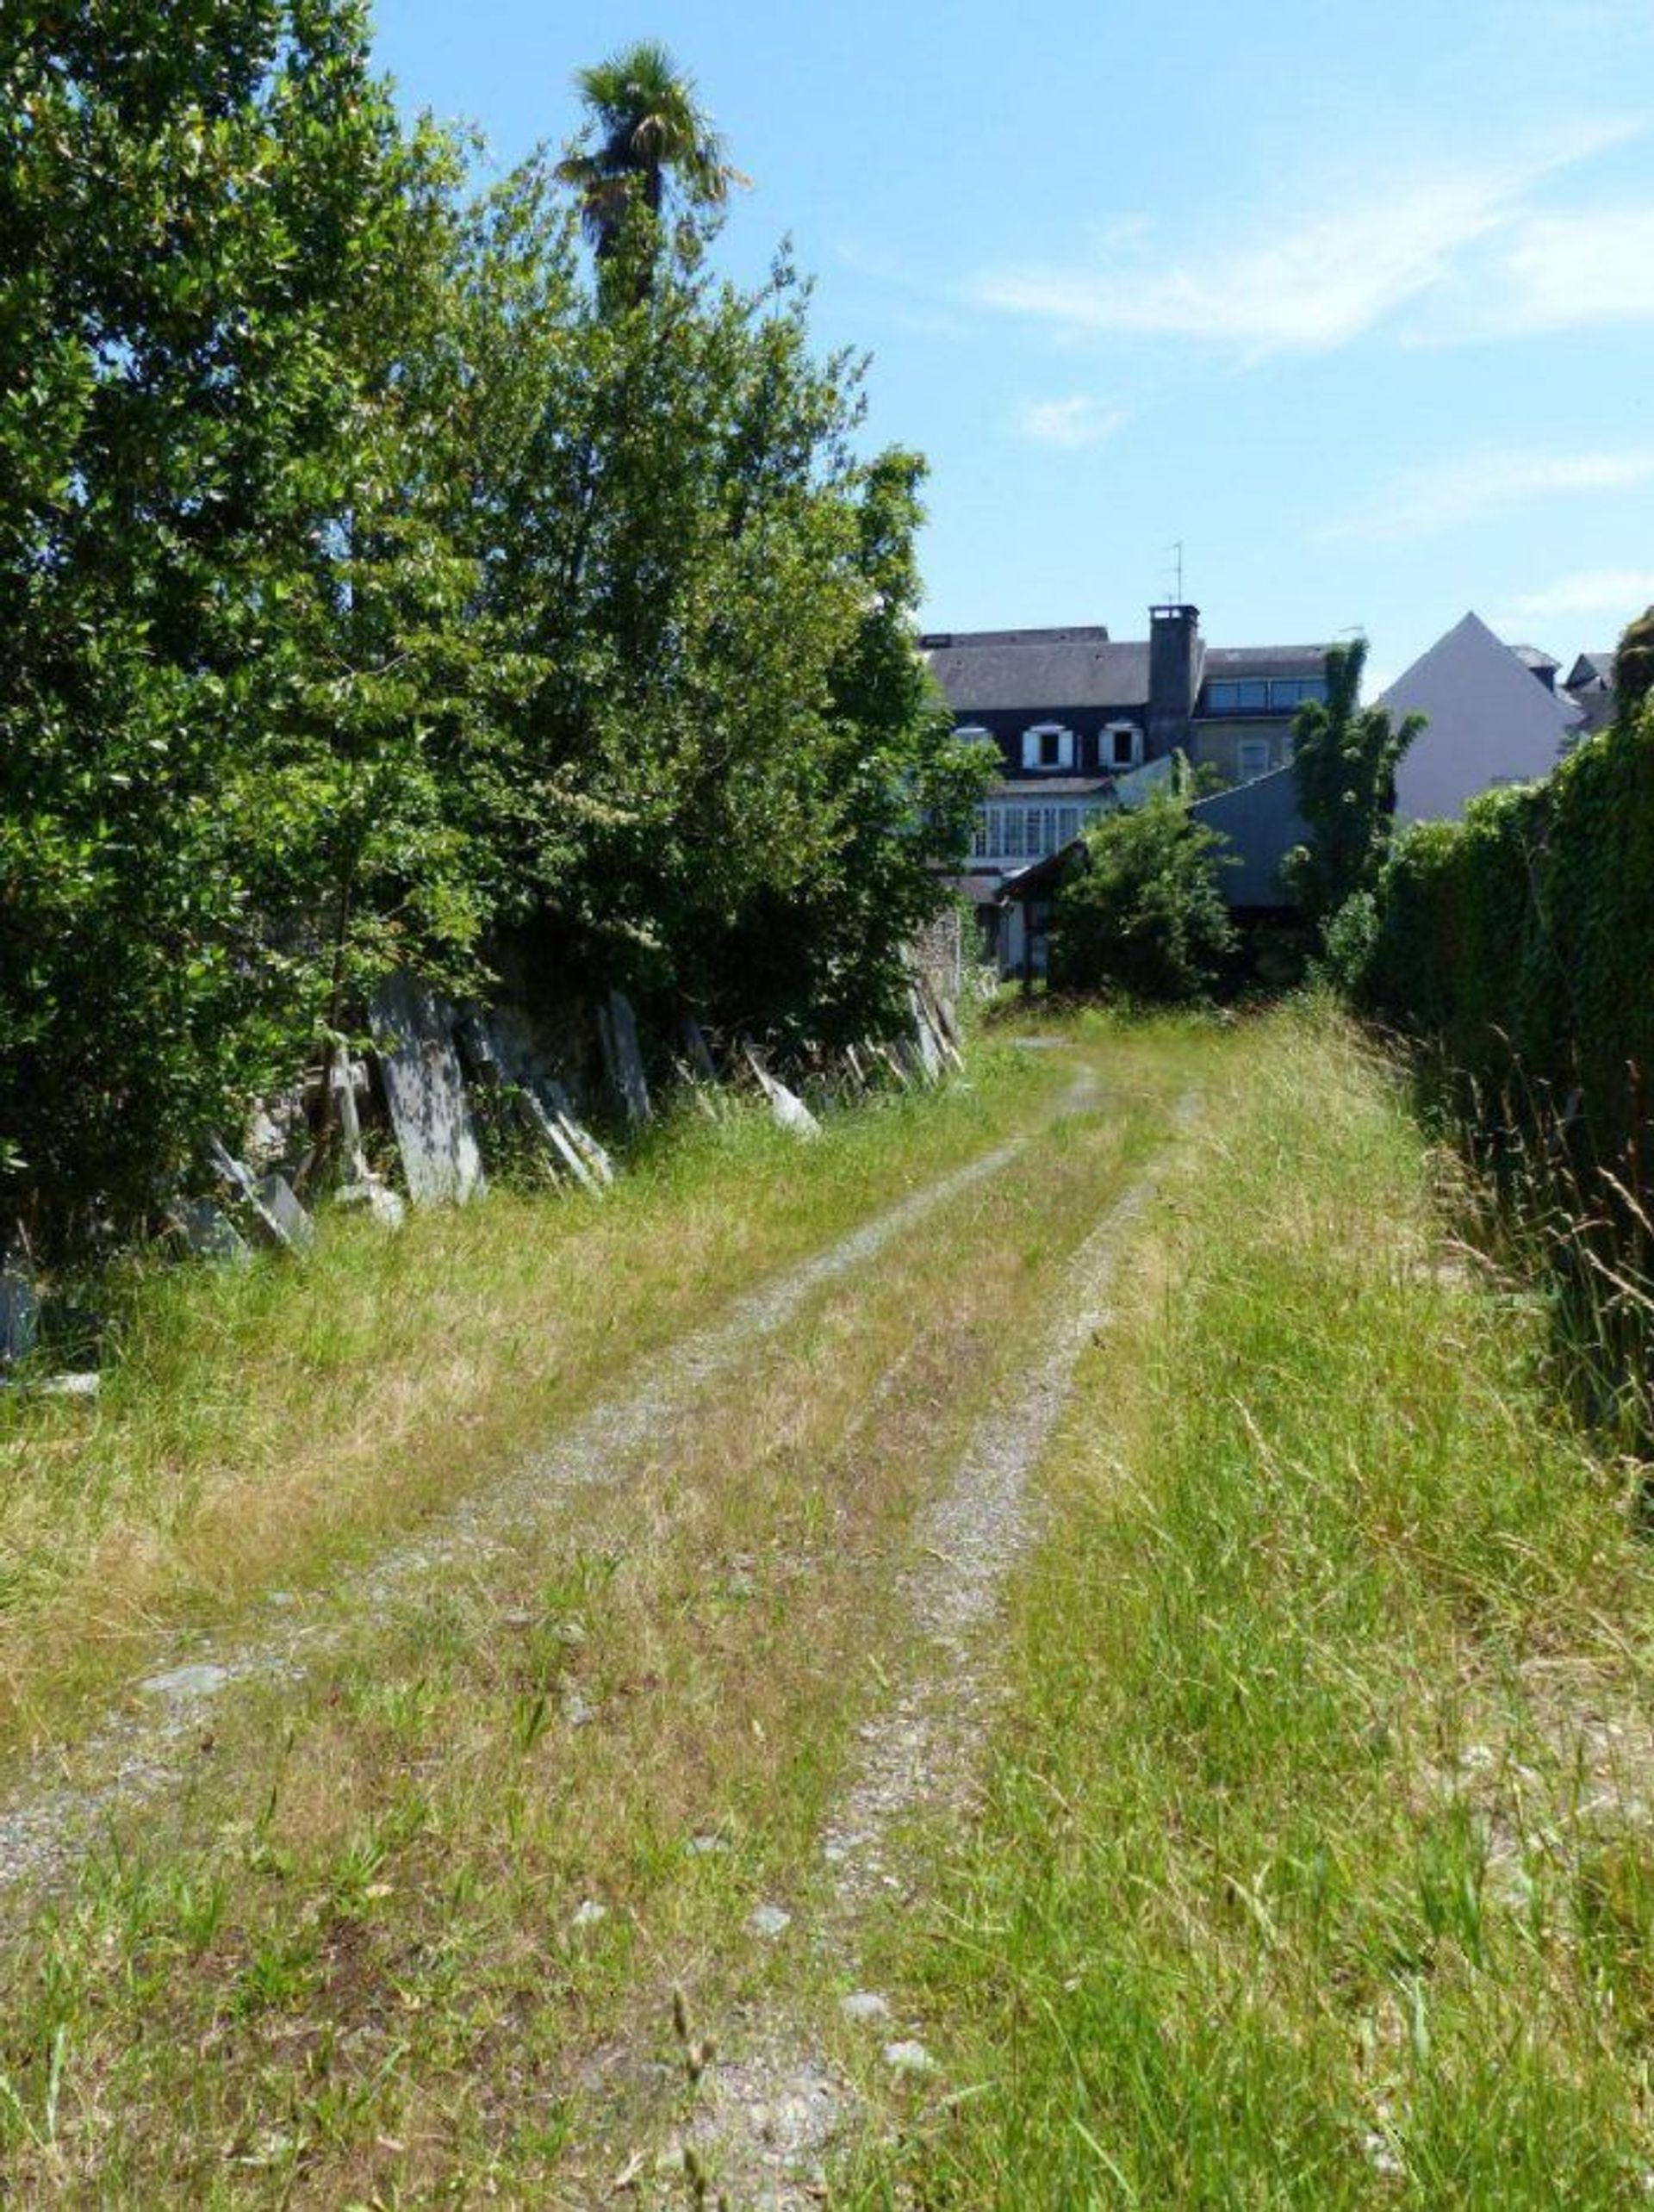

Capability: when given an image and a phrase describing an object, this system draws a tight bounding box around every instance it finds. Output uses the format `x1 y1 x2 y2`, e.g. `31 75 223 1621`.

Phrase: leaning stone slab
598 990 651 1125
906 989 943 1081
253 1173 316 1252
743 1046 823 1140
171 1200 251 1265
559 1112 615 1185
0 1262 38 1368
370 972 486 1208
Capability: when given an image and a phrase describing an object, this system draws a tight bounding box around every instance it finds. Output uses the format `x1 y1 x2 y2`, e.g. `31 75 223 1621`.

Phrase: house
923 604 1331 967
1562 650 1618 736
1382 612 1589 825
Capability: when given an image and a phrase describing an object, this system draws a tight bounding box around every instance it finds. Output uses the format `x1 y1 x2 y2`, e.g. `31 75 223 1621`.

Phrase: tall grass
849 1002 1654 2207
0 1047 1066 1743
1421 1044 1654 1455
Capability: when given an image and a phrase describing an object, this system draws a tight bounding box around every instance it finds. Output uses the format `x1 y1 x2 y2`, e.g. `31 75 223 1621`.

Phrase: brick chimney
1147 603 1201 755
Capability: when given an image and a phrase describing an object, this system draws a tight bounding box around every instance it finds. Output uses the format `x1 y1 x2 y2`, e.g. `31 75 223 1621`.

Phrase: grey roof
1202 644 1332 678
925 627 1332 715
924 631 1150 711
1566 651 1615 688
1512 643 1561 674
1189 764 1309 909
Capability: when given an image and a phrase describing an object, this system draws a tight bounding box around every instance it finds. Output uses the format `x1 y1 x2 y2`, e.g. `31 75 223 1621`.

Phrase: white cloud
1495 569 1654 623
1014 395 1129 449
1329 448 1654 540
1490 206 1654 333
967 122 1645 358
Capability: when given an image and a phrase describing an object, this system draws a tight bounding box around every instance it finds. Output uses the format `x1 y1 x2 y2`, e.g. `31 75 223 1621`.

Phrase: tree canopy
0 5 984 1257
555 41 748 259
1048 793 1236 1003
1281 637 1421 931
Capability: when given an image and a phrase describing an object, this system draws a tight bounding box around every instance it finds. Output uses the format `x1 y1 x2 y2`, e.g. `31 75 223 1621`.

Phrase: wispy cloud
967 122 1645 359
1014 395 1129 450
1328 447 1654 540
1495 569 1654 624
1483 207 1654 334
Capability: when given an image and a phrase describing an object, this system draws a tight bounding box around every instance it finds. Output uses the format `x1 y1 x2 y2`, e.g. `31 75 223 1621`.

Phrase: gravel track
680 1097 1197 2208
0 1125 1046 1907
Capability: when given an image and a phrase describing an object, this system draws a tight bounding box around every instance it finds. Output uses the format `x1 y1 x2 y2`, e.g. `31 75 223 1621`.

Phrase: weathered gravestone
370 972 486 1208
254 1173 317 1252
172 1199 251 1264
597 991 651 1126
743 1046 823 1140
0 1260 38 1369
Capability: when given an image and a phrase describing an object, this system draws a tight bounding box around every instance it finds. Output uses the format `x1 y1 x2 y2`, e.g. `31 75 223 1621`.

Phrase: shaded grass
846 1000 1654 2208
0 1043 1065 1746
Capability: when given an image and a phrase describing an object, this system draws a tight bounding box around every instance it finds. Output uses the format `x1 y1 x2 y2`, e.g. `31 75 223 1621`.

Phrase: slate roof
923 626 1329 713
922 629 1150 711
1190 764 1309 910
1566 651 1615 688
1202 645 1331 679
1512 643 1561 676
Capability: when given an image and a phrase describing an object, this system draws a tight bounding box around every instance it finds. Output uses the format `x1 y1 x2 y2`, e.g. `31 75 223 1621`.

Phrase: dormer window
1022 723 1075 771
1101 722 1142 771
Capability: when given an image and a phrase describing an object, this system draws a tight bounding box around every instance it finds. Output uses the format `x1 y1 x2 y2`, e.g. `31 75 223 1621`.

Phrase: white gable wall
1383 611 1581 826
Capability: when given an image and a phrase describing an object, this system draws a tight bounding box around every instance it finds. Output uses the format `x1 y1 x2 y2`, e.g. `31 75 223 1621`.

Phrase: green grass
846 1001 1654 2208
0 1041 1071 1744
0 1017 1220 2203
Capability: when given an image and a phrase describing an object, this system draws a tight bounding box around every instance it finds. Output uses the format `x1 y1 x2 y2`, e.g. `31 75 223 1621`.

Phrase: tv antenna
1165 539 1185 603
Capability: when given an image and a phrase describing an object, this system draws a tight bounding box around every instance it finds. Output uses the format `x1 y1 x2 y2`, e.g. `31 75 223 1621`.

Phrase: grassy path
842 1008 1654 2209
0 1021 1208 2200
0 1110 1039 1904
7 1003 1646 2206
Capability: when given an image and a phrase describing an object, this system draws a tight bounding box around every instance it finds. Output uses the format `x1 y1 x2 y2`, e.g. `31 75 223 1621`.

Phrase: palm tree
556 41 748 261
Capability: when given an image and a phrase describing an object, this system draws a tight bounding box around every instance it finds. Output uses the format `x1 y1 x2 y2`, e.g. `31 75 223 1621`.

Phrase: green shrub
1048 792 1236 1003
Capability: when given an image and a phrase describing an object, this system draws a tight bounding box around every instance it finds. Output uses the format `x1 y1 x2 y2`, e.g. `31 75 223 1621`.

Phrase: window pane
1003 810 1023 859
1059 807 1079 844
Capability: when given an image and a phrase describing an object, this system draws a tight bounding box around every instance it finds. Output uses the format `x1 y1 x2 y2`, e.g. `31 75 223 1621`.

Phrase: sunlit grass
847 1001 1654 2208
0 1020 1214 2202
0 1047 1069 1743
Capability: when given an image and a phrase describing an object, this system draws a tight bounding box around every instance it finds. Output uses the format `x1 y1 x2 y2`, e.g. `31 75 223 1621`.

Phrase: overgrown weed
847 1000 1654 2207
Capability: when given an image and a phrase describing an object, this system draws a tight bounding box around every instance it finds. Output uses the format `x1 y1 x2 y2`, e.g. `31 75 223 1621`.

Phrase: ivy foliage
1281 637 1421 931
1357 697 1654 1166
1048 792 1236 1004
0 8 987 1255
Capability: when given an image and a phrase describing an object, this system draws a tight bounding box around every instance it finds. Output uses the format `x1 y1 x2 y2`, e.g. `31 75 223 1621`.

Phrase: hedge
1360 701 1654 1170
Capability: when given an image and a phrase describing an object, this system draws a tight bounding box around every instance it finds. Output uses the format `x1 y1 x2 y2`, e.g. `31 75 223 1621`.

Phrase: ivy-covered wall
1360 701 1654 1165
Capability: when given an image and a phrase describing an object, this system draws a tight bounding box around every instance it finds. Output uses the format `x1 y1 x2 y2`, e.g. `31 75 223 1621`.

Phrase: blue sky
373 0 1654 687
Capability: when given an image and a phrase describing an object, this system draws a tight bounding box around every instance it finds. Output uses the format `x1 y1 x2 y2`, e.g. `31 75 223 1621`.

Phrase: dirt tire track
675 1096 1197 2208
0 1109 1082 1908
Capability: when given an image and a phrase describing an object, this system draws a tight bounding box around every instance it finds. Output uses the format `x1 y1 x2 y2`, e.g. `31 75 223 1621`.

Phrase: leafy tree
472 187 986 1037
712 449 998 1043
1281 637 1421 929
1048 793 1236 1003
555 41 747 267
0 0 488 1247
